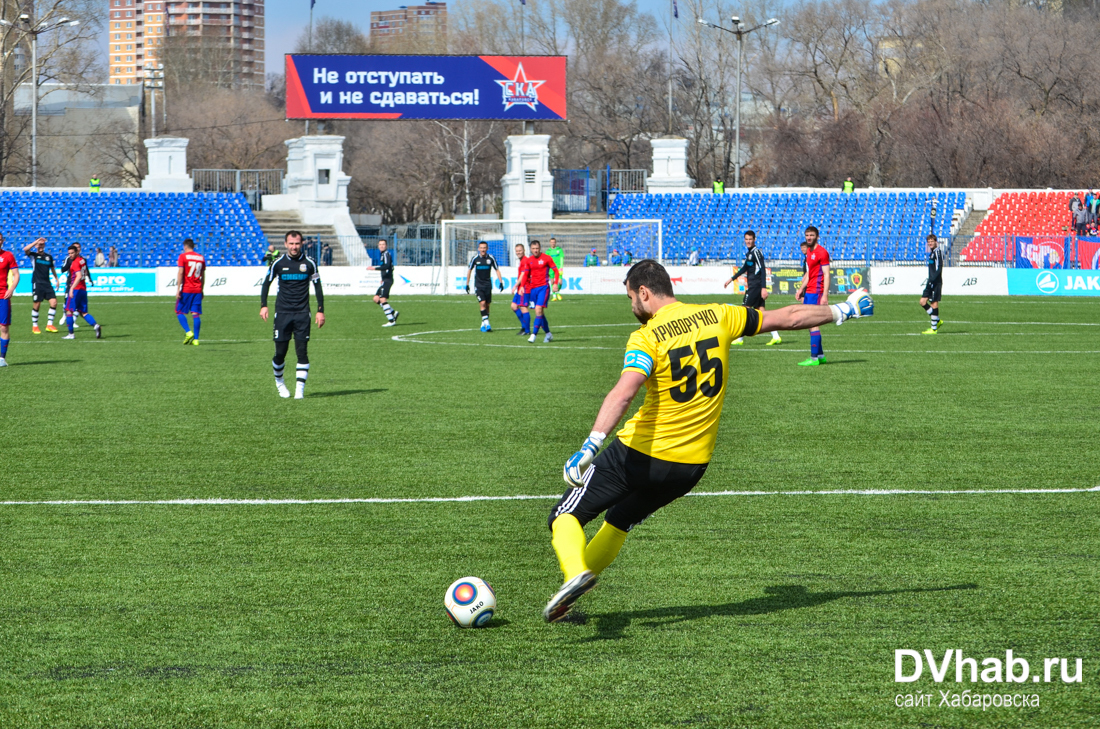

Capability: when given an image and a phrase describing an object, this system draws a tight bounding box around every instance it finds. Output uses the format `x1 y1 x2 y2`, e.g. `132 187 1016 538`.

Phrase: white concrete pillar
263 135 357 239
501 134 553 221
141 136 193 192
647 137 693 192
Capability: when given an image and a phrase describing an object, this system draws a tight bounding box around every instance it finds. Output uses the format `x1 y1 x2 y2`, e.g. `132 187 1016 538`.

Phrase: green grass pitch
0 293 1097 728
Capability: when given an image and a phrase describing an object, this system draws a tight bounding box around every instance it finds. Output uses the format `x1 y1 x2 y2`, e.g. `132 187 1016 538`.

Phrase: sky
263 0 681 74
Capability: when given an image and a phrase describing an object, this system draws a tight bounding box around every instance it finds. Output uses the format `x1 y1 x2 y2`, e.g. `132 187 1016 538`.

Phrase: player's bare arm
315 311 325 328
759 291 873 333
23 237 45 254
260 306 269 321
591 371 647 435
3 268 17 299
176 265 185 298
820 266 830 306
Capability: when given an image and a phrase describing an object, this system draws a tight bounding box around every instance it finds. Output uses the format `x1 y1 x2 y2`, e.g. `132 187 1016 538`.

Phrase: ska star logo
496 64 545 112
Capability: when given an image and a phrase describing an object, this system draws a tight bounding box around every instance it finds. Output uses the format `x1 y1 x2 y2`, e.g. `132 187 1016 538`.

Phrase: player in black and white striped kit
725 230 782 346
369 239 399 327
920 234 944 334
260 231 325 399
465 241 505 332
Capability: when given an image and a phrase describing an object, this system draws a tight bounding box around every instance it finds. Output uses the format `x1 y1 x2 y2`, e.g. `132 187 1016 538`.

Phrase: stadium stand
608 191 966 262
960 190 1077 262
3 190 267 267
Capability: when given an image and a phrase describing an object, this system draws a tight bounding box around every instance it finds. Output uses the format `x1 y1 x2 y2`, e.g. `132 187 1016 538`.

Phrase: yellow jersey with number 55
617 301 760 464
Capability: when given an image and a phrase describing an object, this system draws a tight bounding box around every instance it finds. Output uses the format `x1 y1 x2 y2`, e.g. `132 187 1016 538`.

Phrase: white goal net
439 218 663 291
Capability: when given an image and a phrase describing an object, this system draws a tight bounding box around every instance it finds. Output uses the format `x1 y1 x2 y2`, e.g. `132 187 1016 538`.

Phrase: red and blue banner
1014 236 1069 269
285 55 567 121
1076 237 1100 269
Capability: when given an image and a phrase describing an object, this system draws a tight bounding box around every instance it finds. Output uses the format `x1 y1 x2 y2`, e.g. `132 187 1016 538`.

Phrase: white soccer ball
444 576 496 628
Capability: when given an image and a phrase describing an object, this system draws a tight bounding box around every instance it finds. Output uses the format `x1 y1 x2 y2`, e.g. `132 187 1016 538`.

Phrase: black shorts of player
475 285 492 304
922 281 942 302
32 283 57 303
376 278 393 299
548 438 709 533
742 287 766 309
273 311 311 342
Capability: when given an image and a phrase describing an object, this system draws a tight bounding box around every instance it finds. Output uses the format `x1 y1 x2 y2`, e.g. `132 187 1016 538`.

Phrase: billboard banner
14 268 157 296
1007 268 1100 296
1076 237 1100 270
285 55 567 121
1015 236 1069 269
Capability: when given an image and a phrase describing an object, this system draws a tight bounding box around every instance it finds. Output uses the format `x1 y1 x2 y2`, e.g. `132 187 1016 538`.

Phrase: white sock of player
47 307 56 325
771 330 781 340
931 313 940 331
32 309 39 327
482 314 489 325
273 359 285 385
381 302 395 322
296 363 309 397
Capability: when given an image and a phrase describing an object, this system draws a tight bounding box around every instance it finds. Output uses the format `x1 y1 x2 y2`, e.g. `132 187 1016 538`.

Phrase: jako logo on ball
444 576 496 628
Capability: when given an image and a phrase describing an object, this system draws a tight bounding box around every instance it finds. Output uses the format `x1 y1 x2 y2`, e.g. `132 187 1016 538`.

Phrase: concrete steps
253 211 346 265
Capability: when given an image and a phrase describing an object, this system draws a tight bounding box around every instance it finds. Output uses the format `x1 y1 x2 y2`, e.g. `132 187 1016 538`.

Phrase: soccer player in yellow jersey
543 259 874 622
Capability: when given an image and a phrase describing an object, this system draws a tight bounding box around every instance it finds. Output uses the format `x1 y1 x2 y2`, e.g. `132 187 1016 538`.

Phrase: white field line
393 324 1100 354
3 485 1097 506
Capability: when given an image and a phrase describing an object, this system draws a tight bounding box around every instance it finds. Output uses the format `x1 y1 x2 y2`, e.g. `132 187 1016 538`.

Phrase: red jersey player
0 233 19 366
62 244 101 339
795 226 831 365
510 242 530 335
516 240 561 343
176 239 205 345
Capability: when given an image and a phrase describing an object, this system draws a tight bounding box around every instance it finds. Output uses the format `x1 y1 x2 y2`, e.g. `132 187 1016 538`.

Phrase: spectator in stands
584 248 600 267
1090 189 1100 219
842 176 855 193
1073 196 1089 236
609 248 623 266
263 244 279 267
108 246 118 267
687 247 700 266
322 243 333 266
712 177 724 194
94 247 106 267
622 250 633 266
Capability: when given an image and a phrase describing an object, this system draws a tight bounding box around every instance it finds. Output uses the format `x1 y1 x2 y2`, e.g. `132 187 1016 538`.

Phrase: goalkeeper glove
563 431 606 488
465 285 470 294
830 288 874 325
498 281 504 292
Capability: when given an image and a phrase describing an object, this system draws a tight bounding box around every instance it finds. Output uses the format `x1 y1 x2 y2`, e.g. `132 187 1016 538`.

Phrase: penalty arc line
2 486 1098 506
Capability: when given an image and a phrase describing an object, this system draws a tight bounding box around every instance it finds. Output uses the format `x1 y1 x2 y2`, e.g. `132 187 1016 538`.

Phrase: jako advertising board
285 55 567 121
1007 268 1100 296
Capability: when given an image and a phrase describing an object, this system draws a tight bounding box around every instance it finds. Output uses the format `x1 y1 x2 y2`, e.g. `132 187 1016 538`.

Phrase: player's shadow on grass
586 583 978 641
309 388 387 398
822 359 868 365
11 359 82 366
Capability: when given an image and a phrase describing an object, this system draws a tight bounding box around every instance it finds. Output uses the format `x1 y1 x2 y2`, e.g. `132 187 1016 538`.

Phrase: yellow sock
550 515 588 581
584 521 628 575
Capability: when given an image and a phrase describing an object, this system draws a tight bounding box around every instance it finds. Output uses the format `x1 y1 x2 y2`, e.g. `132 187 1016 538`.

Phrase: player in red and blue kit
510 242 530 335
176 239 205 345
0 233 19 367
62 244 102 340
516 240 560 344
795 227 830 366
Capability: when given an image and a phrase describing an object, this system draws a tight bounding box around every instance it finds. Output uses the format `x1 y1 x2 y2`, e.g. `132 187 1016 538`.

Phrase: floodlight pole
31 30 36 187
696 16 778 188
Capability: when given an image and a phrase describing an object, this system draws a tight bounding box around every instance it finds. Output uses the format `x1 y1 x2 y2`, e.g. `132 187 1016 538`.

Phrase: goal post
439 218 663 294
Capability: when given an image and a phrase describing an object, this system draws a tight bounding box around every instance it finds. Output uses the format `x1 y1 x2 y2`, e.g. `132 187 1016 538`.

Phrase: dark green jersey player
23 237 61 333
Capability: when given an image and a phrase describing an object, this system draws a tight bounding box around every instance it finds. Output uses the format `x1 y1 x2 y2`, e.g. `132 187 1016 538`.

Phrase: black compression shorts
742 287 766 309
273 311 311 342
548 438 709 533
376 279 393 299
